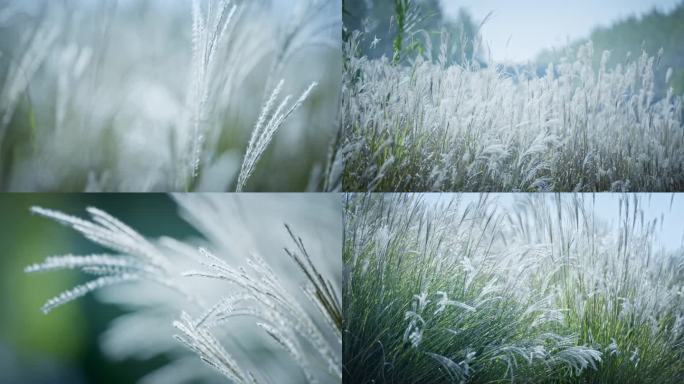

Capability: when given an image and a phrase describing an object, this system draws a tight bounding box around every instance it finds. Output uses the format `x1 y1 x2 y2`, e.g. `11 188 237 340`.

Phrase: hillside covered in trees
537 2 684 96
344 0 684 96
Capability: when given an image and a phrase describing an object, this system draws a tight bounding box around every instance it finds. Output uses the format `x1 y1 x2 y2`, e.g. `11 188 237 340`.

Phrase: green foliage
343 194 684 383
343 0 480 66
0 195 86 359
392 0 407 64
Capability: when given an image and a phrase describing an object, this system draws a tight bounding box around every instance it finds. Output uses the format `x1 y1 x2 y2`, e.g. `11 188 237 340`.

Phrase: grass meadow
343 193 684 383
341 2 684 192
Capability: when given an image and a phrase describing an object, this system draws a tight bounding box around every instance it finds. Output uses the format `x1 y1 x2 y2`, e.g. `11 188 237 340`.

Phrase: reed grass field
343 193 684 383
340 1 684 192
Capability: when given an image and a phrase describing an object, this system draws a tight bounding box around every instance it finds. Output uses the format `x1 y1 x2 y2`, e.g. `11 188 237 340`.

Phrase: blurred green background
0 194 198 383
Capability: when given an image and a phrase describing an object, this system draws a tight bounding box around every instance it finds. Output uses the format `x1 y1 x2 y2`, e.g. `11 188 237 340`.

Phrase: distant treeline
344 0 684 95
538 3 684 96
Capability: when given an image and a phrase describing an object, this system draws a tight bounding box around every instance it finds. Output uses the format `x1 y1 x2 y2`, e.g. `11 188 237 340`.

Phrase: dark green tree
343 0 481 66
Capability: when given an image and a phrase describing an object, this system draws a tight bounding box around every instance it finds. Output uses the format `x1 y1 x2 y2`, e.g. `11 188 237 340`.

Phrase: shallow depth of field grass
20 194 342 383
343 193 684 383
0 0 340 192
341 10 684 192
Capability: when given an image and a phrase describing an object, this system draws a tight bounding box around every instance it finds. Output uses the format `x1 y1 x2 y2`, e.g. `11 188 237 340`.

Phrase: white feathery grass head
343 22 684 191
25 206 178 313
182 0 238 189
181 244 341 381
173 311 256 383
25 195 340 383
236 81 318 192
0 1 336 192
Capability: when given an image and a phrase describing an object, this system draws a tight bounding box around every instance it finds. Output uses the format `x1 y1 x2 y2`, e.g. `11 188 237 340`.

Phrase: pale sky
424 193 684 252
440 0 682 63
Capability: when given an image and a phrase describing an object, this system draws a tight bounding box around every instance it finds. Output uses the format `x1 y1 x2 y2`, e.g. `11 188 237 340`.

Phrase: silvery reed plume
0 0 340 191
25 194 342 383
344 193 684 383
341 8 684 192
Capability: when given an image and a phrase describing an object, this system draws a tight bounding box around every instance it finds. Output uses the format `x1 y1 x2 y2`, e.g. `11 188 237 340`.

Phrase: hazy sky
439 0 682 62
425 193 683 252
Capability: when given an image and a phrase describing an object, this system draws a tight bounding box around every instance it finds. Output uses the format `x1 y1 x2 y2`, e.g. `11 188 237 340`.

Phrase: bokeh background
0 0 341 191
0 195 186 383
0 193 342 383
